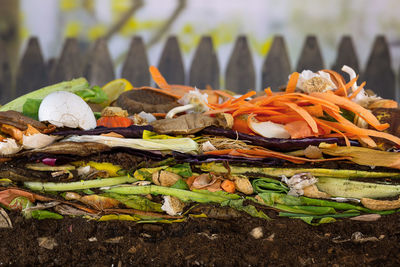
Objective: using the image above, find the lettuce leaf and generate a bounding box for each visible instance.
[221,199,270,220]
[75,85,108,104]
[22,98,42,120]
[103,192,163,212]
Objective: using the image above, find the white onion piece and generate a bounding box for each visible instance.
[249,119,291,139]
[0,138,22,155]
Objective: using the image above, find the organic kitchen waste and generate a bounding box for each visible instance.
[1,65,400,225]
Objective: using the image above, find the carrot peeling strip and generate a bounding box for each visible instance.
[303,104,324,117]
[264,87,273,96]
[151,113,167,118]
[285,72,299,93]
[282,102,318,133]
[310,92,389,131]
[314,118,350,147]
[231,91,256,104]
[149,66,172,90]
[321,119,400,146]
[348,81,366,100]
[322,69,345,92]
[336,75,358,96]
[204,108,237,115]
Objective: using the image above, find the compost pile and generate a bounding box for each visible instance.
[1,65,400,241]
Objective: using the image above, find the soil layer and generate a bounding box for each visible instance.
[1,211,400,266]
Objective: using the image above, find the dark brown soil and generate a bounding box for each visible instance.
[1,211,400,266]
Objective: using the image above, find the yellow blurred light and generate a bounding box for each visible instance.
[65,21,82,37]
[60,0,79,11]
[88,24,107,40]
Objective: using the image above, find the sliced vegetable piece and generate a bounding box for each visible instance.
[198,162,400,178]
[25,163,75,171]
[316,177,400,199]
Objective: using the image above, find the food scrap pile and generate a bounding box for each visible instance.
[1,65,400,225]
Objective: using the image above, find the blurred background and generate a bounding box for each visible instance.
[1,0,400,93]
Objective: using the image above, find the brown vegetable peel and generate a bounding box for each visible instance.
[361,197,400,211]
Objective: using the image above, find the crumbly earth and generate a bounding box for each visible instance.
[1,210,400,266]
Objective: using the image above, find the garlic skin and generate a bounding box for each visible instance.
[342,65,381,108]
[138,111,156,123]
[0,138,22,155]
[281,172,318,196]
[296,70,336,93]
[233,177,254,195]
[22,133,57,149]
[38,91,97,130]
[201,141,217,152]
[152,170,181,187]
[161,196,184,216]
[166,88,209,118]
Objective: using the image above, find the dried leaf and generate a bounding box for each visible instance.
[320,144,400,169]
[20,141,111,157]
[351,232,383,243]
[54,204,100,218]
[0,207,12,228]
[190,173,222,192]
[0,188,52,209]
[80,195,120,210]
[151,113,232,135]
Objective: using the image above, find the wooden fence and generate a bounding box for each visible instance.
[0,34,397,105]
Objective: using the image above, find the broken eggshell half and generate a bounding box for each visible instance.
[38,91,97,130]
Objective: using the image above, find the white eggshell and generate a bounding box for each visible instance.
[38,91,96,130]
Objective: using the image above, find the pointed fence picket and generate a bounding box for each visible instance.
[0,34,398,104]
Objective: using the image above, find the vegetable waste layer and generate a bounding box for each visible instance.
[1,65,400,228]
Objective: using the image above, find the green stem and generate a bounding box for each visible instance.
[24,176,136,192]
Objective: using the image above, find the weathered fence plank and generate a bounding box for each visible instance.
[83,38,115,86]
[332,36,360,80]
[0,40,12,104]
[121,36,150,87]
[49,38,82,84]
[296,35,324,72]
[158,36,185,85]
[189,36,219,89]
[261,35,291,90]
[1,34,399,102]
[46,58,57,79]
[15,37,47,97]
[363,35,395,99]
[226,36,255,93]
